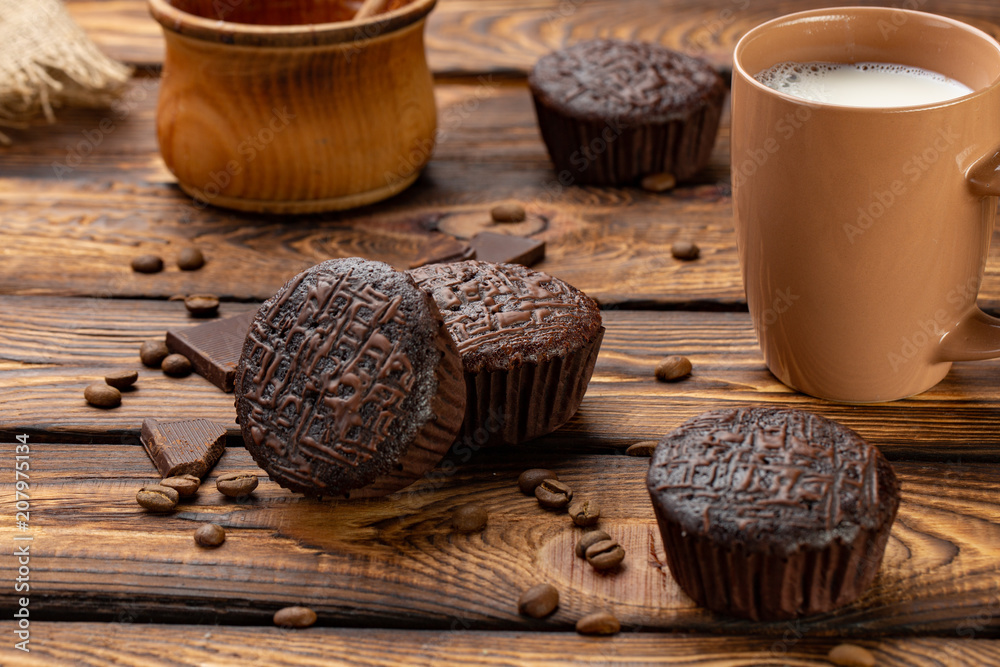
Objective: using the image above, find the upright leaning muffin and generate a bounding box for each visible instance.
[529,39,726,185]
[408,260,603,446]
[235,258,466,498]
[646,407,900,621]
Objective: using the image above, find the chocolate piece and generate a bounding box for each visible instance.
[646,407,900,621]
[408,260,603,446]
[529,39,726,185]
[234,258,466,498]
[409,234,476,269]
[470,232,545,266]
[140,417,227,478]
[166,311,256,392]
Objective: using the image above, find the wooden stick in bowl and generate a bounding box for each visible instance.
[355,0,390,19]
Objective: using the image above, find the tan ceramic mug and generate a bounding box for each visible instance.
[148,0,437,214]
[732,7,1000,402]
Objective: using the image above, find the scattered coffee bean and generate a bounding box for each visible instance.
[131,254,164,274]
[518,468,558,496]
[168,294,187,301]
[575,530,611,558]
[160,474,201,497]
[625,440,658,457]
[535,478,573,510]
[104,370,138,389]
[655,355,692,382]
[452,503,488,533]
[828,644,876,667]
[136,484,179,512]
[490,202,527,223]
[568,497,601,527]
[585,539,625,571]
[161,353,193,377]
[194,523,226,548]
[640,172,677,193]
[177,247,206,271]
[517,583,559,618]
[217,472,259,497]
[184,294,220,318]
[671,240,700,260]
[140,340,170,368]
[575,610,620,635]
[84,383,121,409]
[273,606,317,628]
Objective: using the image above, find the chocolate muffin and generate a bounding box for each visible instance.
[408,260,603,446]
[234,258,466,498]
[646,407,900,621]
[529,39,727,185]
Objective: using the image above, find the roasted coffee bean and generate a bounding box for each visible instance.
[194,523,226,548]
[518,468,558,495]
[517,583,559,618]
[104,370,138,389]
[655,355,692,382]
[131,254,164,273]
[671,240,700,260]
[568,497,601,527]
[217,472,259,497]
[625,440,658,457]
[535,479,573,510]
[575,529,611,558]
[828,644,876,667]
[585,539,625,570]
[273,606,317,628]
[575,610,620,635]
[136,484,179,512]
[491,202,527,223]
[160,474,201,497]
[177,247,206,271]
[161,353,193,377]
[139,340,170,368]
[451,504,488,533]
[640,172,676,193]
[184,294,220,318]
[84,383,121,409]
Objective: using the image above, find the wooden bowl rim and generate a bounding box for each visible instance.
[147,0,436,47]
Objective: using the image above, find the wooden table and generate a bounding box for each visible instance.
[3,1,1000,664]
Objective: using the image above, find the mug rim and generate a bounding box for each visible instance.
[733,6,1000,112]
[148,0,436,47]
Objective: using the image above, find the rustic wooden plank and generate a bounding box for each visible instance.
[66,0,1000,75]
[2,624,998,666]
[3,297,1000,459]
[1,442,998,635]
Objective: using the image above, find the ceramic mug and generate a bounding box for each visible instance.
[732,7,1000,402]
[148,0,437,213]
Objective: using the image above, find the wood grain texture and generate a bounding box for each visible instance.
[4,297,1000,459]
[1,443,998,634]
[66,0,1000,75]
[2,625,998,666]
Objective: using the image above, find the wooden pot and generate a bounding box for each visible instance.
[148,0,437,213]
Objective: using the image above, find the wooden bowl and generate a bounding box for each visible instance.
[148,0,437,213]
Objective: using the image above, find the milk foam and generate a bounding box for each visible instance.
[754,62,973,107]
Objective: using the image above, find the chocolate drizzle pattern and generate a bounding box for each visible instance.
[235,258,459,495]
[408,261,602,374]
[648,407,892,548]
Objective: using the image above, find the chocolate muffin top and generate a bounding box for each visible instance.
[647,407,900,553]
[529,39,726,123]
[408,260,602,375]
[234,258,463,496]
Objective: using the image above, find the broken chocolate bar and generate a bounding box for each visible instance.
[470,231,545,266]
[165,310,256,392]
[140,418,227,478]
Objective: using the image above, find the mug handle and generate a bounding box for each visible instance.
[937,148,1000,361]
